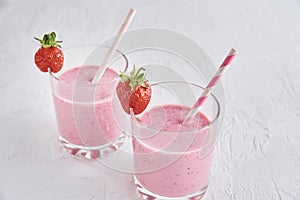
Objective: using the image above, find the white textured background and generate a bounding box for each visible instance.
[1,0,300,199]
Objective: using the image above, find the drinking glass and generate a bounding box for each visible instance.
[49,45,128,159]
[131,81,220,200]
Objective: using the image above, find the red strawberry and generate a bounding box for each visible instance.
[34,32,64,73]
[116,65,152,115]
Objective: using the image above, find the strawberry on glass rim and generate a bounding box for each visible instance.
[34,32,64,73]
[116,65,152,115]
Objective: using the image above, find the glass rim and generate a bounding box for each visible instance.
[49,44,128,87]
[131,81,221,135]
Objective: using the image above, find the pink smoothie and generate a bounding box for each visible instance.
[133,104,213,198]
[52,66,122,147]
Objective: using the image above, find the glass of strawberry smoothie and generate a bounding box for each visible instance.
[131,81,220,200]
[49,45,128,159]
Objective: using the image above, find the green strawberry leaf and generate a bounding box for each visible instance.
[34,32,62,49]
[119,64,148,90]
[138,81,146,88]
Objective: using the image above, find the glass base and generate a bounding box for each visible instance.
[134,176,207,200]
[59,135,125,159]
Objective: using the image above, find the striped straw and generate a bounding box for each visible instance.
[92,8,136,83]
[183,48,237,124]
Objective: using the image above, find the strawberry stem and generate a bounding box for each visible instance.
[119,65,148,90]
[34,32,62,48]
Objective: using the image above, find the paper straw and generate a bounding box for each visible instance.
[183,48,237,124]
[92,8,136,83]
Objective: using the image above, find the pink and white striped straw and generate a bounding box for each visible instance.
[92,8,136,83]
[183,48,237,124]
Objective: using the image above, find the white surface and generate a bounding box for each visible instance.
[1,0,300,199]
